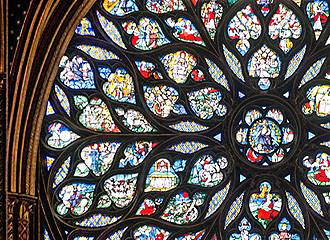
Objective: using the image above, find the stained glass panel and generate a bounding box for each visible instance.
[40,0,329,239]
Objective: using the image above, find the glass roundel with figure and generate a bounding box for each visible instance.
[40,0,330,239]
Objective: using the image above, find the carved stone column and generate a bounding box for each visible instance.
[19,200,36,239]
[7,197,18,240]
[0,72,5,240]
[7,194,37,240]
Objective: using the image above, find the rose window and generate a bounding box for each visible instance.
[40,0,330,239]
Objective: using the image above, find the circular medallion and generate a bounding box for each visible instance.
[248,119,282,154]
[230,97,300,167]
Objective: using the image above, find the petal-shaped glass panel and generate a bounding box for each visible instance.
[223,45,244,81]
[59,55,95,89]
[224,192,244,229]
[102,68,136,104]
[248,45,281,78]
[188,154,227,187]
[144,85,179,118]
[76,214,121,227]
[306,0,329,40]
[80,142,121,176]
[201,0,223,40]
[205,182,230,218]
[228,4,261,55]
[298,58,326,88]
[269,4,302,53]
[57,183,96,216]
[104,173,138,208]
[123,18,170,50]
[97,11,126,49]
[53,157,71,188]
[300,182,324,216]
[77,45,119,60]
[188,87,226,119]
[229,218,262,239]
[249,182,282,228]
[47,123,80,149]
[168,141,208,153]
[285,45,306,79]
[77,97,120,132]
[269,218,301,240]
[54,85,71,116]
[161,51,197,83]
[115,108,157,132]
[166,17,204,45]
[169,121,208,132]
[285,191,305,229]
[205,58,230,90]
[161,191,204,224]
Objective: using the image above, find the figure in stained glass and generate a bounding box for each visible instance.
[306,0,329,40]
[80,142,121,176]
[146,0,186,13]
[161,191,205,224]
[123,18,170,50]
[269,4,302,53]
[144,85,180,118]
[249,182,282,228]
[302,85,330,117]
[201,0,223,39]
[228,4,261,55]
[303,153,330,185]
[119,141,157,167]
[57,183,95,216]
[235,107,294,165]
[104,174,138,207]
[188,154,227,187]
[75,18,95,36]
[102,68,135,104]
[188,87,226,119]
[229,218,261,240]
[76,97,120,132]
[135,60,163,79]
[145,159,179,192]
[161,51,197,83]
[268,218,301,240]
[247,45,281,90]
[115,108,157,132]
[133,225,170,240]
[47,122,80,149]
[166,17,204,45]
[136,198,157,215]
[59,55,95,89]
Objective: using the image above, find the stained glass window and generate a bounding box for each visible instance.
[40,0,329,239]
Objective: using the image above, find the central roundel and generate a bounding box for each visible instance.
[248,118,282,154]
[231,97,299,167]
